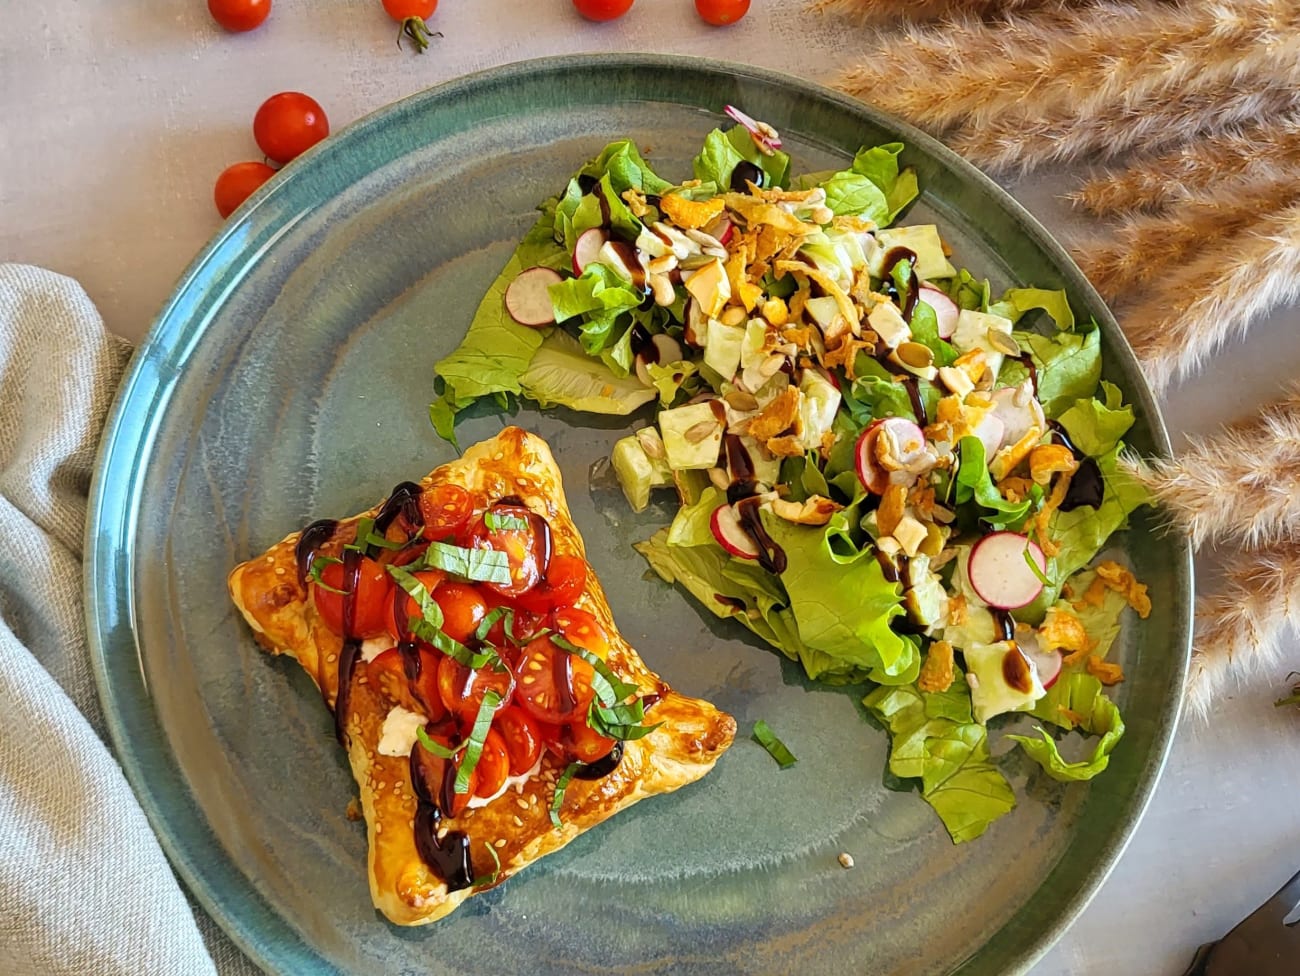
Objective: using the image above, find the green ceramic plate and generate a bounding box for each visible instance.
[86,55,1192,975]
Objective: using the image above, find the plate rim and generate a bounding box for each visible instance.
[84,51,1194,976]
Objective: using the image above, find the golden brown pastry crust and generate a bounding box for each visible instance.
[228,426,736,925]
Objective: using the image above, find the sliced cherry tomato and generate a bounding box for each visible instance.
[474,728,510,799]
[494,706,543,775]
[513,553,587,613]
[253,92,330,165]
[366,646,448,722]
[208,0,271,32]
[468,505,549,598]
[572,0,633,21]
[437,655,515,725]
[419,484,472,541]
[694,0,750,25]
[477,593,545,651]
[514,635,595,724]
[410,732,474,817]
[386,569,445,641]
[311,556,394,638]
[561,718,618,764]
[213,161,276,218]
[432,582,488,644]
[553,606,611,658]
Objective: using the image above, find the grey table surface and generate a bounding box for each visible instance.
[2,1,1297,973]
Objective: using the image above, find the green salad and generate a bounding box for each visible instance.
[432,109,1153,842]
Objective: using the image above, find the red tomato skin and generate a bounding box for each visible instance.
[473,728,510,799]
[553,606,611,657]
[695,0,750,25]
[411,734,475,817]
[467,506,549,598]
[213,161,276,218]
[419,484,472,541]
[572,0,634,20]
[562,719,619,764]
[513,636,595,725]
[436,655,515,726]
[512,553,587,613]
[382,0,437,19]
[311,556,393,638]
[253,92,330,165]
[209,0,271,32]
[432,582,489,644]
[494,706,543,775]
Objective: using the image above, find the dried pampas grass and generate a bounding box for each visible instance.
[1073,177,1300,302]
[1069,113,1300,216]
[1120,201,1300,393]
[810,0,1066,22]
[1123,389,1300,547]
[1186,541,1300,718]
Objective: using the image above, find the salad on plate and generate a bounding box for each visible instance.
[431,107,1153,842]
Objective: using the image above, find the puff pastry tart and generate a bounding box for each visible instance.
[227,426,736,925]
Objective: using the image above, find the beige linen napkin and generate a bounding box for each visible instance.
[0,264,259,975]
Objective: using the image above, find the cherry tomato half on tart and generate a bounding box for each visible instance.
[311,555,394,638]
[367,646,448,722]
[209,0,271,32]
[514,634,596,725]
[419,483,473,541]
[467,505,551,598]
[253,92,330,165]
[511,553,587,613]
[494,705,544,775]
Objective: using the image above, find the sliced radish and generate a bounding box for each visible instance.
[504,267,562,327]
[919,285,959,339]
[723,105,782,154]
[1016,629,1063,690]
[971,412,1006,460]
[634,334,684,386]
[572,228,608,275]
[703,216,734,246]
[968,531,1047,610]
[855,417,927,494]
[990,383,1046,446]
[711,503,759,559]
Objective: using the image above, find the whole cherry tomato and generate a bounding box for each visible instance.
[494,705,543,775]
[382,0,441,53]
[419,484,472,541]
[437,655,515,725]
[560,718,618,764]
[208,0,271,32]
[695,0,750,25]
[572,0,633,22]
[473,728,510,799]
[253,92,330,165]
[431,582,489,644]
[311,556,394,638]
[213,161,276,218]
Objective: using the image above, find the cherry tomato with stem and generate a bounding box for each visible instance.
[419,483,472,541]
[381,0,442,53]
[209,0,271,32]
[437,655,515,726]
[311,555,394,639]
[494,705,543,775]
[213,161,276,218]
[695,0,750,26]
[253,92,330,165]
[572,0,634,22]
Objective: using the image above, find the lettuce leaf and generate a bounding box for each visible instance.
[548,262,644,358]
[693,126,791,190]
[433,206,568,410]
[954,436,1033,528]
[1011,673,1125,781]
[579,139,672,196]
[851,143,918,222]
[761,506,914,682]
[1002,328,1102,418]
[1055,380,1134,457]
[988,287,1075,331]
[517,330,655,415]
[1048,445,1148,581]
[819,170,890,223]
[864,678,1016,843]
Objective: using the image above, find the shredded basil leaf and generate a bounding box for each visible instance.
[471,840,502,887]
[388,565,504,670]
[550,761,581,829]
[308,554,350,595]
[347,516,404,553]
[752,719,798,769]
[588,698,662,742]
[485,510,529,532]
[415,726,458,759]
[551,635,638,706]
[418,540,512,585]
[455,689,503,794]
[475,606,515,644]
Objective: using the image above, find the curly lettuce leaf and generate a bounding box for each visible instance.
[1055,380,1135,457]
[954,436,1034,528]
[864,677,1016,843]
[761,506,914,682]
[988,287,1075,331]
[433,206,568,411]
[517,330,655,415]
[1001,327,1102,418]
[851,143,918,222]
[1011,673,1125,781]
[693,126,791,190]
[579,139,672,196]
[548,262,644,359]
